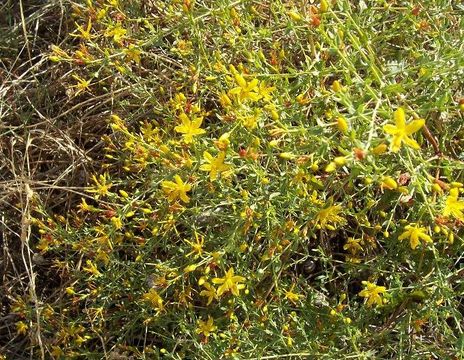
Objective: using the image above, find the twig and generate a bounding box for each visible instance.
[422,124,442,157]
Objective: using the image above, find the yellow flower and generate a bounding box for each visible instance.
[239,110,261,130]
[49,45,69,62]
[174,112,206,144]
[372,143,388,155]
[72,18,93,41]
[196,316,217,338]
[214,132,230,150]
[331,80,342,92]
[320,0,330,12]
[345,255,362,263]
[324,161,337,173]
[184,264,197,273]
[83,260,101,277]
[171,39,193,56]
[200,282,217,305]
[359,281,386,307]
[315,204,346,230]
[380,176,398,191]
[78,198,93,212]
[258,81,275,102]
[119,189,129,198]
[383,107,425,152]
[185,232,204,258]
[336,116,349,133]
[266,103,279,120]
[285,285,304,304]
[200,151,232,181]
[16,321,28,335]
[229,73,261,102]
[143,289,164,312]
[279,152,296,160]
[219,92,232,108]
[343,238,363,255]
[324,156,348,173]
[296,93,310,105]
[161,175,191,203]
[212,268,246,296]
[75,45,92,64]
[110,113,127,132]
[443,188,464,221]
[105,23,127,43]
[72,74,91,96]
[171,92,187,111]
[123,44,141,64]
[288,11,303,22]
[111,216,123,230]
[398,224,433,249]
[96,8,107,20]
[334,156,347,166]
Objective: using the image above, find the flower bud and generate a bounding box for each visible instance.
[337,116,349,133]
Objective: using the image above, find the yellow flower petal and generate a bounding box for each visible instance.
[203,151,213,162]
[405,119,425,134]
[394,107,406,128]
[403,136,421,149]
[383,124,399,135]
[234,73,247,88]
